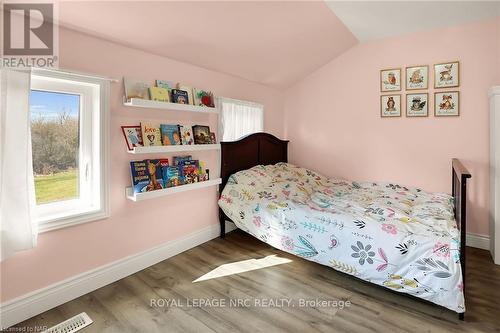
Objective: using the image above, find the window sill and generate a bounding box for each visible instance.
[38,209,109,233]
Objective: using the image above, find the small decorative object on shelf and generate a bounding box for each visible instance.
[141,123,162,146]
[121,125,143,151]
[192,125,211,144]
[160,124,181,145]
[124,78,150,101]
[193,88,215,107]
[171,89,189,104]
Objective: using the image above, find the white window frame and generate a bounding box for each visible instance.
[30,69,110,232]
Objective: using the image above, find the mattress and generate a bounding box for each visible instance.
[218,163,464,313]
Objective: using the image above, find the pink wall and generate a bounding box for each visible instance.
[0,27,284,302]
[284,18,500,236]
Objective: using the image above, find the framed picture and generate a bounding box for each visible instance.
[406,93,428,117]
[121,125,143,150]
[406,65,428,90]
[380,68,401,92]
[380,95,401,117]
[192,125,211,144]
[434,61,459,89]
[434,91,460,116]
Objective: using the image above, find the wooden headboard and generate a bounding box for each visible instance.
[220,132,289,191]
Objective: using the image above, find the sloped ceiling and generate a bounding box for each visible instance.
[56,1,499,89]
[326,1,500,42]
[57,1,358,89]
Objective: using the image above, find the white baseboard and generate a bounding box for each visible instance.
[0,223,233,329]
[466,232,490,250]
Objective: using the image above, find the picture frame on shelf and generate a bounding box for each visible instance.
[406,93,428,117]
[435,91,460,116]
[121,125,143,151]
[406,65,428,90]
[434,61,459,89]
[192,125,211,144]
[380,68,401,92]
[380,94,401,117]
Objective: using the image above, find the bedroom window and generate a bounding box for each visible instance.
[30,70,110,232]
[219,97,264,141]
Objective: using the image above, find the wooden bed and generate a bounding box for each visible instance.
[218,132,470,319]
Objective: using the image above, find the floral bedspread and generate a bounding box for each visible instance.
[218,163,464,313]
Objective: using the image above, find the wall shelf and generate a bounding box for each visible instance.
[128,144,220,154]
[126,178,222,201]
[124,98,219,114]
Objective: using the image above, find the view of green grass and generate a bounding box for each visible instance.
[34,169,78,204]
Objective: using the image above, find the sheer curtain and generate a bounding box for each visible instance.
[219,97,264,141]
[0,68,38,261]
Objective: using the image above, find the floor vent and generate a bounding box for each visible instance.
[43,312,93,333]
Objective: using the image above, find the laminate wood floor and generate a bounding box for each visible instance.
[8,230,500,333]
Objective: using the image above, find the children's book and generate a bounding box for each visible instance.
[149,87,169,102]
[164,166,180,188]
[130,160,150,193]
[121,125,143,150]
[171,89,189,104]
[173,155,192,166]
[141,123,162,146]
[155,80,174,91]
[159,158,169,188]
[176,84,195,105]
[179,125,194,145]
[144,159,164,191]
[124,78,150,101]
[179,160,199,184]
[160,124,181,145]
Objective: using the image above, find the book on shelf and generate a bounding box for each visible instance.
[149,87,170,102]
[171,89,189,104]
[155,80,174,91]
[124,78,150,101]
[160,124,181,145]
[176,84,195,105]
[141,123,162,146]
[129,156,210,193]
[145,159,164,191]
[179,125,194,145]
[164,166,180,188]
[130,160,149,193]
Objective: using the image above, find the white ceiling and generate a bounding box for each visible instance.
[326,1,500,42]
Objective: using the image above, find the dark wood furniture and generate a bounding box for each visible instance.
[219,132,289,236]
[218,132,470,319]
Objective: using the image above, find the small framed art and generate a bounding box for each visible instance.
[434,61,459,89]
[406,65,428,90]
[434,91,459,116]
[380,68,401,92]
[121,125,143,150]
[406,93,428,117]
[380,95,401,117]
[192,125,212,144]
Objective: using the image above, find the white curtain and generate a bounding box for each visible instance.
[219,97,264,141]
[0,68,38,261]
